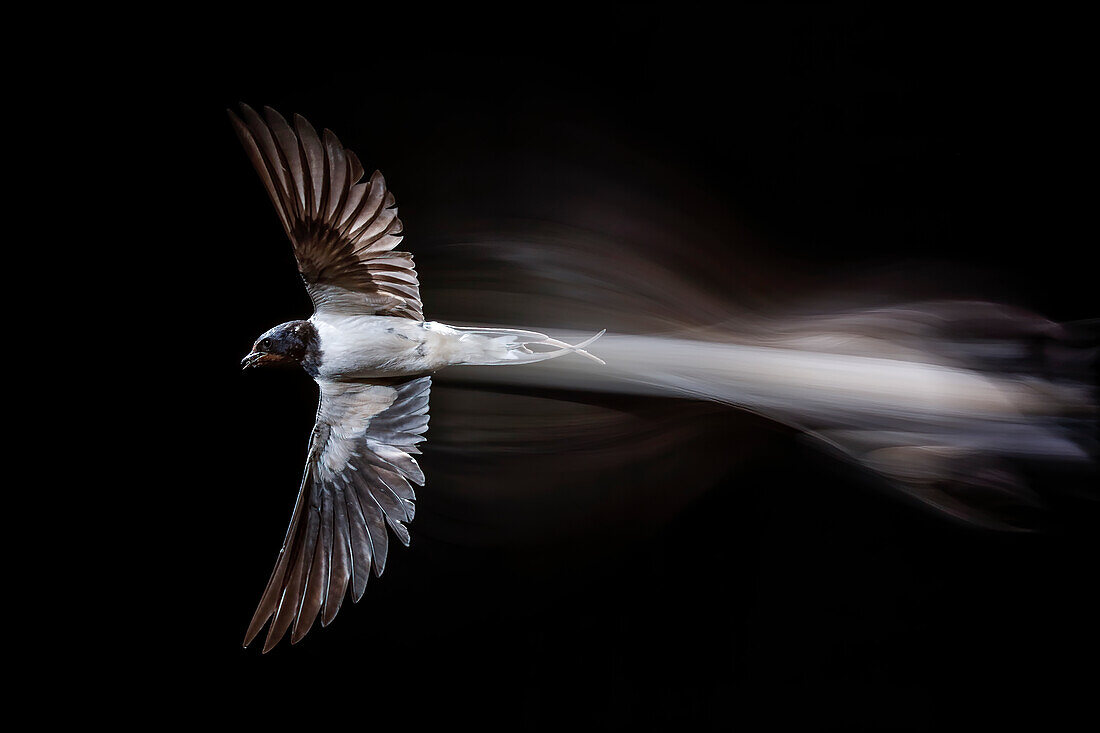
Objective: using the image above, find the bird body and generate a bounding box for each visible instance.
[230,103,602,651]
[252,314,603,381]
[311,315,448,379]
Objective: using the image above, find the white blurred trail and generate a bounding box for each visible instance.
[442,322,1095,527]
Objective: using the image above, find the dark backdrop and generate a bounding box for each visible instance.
[133,7,1095,729]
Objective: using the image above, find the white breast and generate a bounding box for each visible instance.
[310,314,455,380]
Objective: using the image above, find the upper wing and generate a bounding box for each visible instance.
[243,377,431,652]
[229,104,423,319]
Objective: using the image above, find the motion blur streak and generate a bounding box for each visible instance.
[439,315,1094,530]
[423,237,1096,532]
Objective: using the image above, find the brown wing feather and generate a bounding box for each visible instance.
[229,104,423,319]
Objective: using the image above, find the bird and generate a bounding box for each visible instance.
[230,104,604,652]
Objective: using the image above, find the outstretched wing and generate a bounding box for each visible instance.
[229,104,423,319]
[244,377,431,652]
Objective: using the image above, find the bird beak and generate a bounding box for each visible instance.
[241,351,267,370]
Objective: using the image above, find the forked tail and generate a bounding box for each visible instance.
[455,326,606,366]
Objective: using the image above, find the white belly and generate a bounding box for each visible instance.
[310,315,461,379]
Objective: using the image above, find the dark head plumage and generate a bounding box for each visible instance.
[241,320,321,376]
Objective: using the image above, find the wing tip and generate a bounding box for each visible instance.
[261,636,280,654]
[242,610,273,651]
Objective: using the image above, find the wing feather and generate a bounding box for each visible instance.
[344,476,374,603]
[264,500,316,651]
[294,113,326,214]
[376,464,416,503]
[230,106,294,235]
[323,480,351,627]
[360,466,410,524]
[351,469,391,578]
[291,486,330,645]
[264,107,308,217]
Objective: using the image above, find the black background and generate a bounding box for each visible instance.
[125,7,1096,729]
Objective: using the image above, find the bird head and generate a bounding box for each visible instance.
[241,320,314,370]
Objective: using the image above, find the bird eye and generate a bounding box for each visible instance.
[261,338,272,349]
